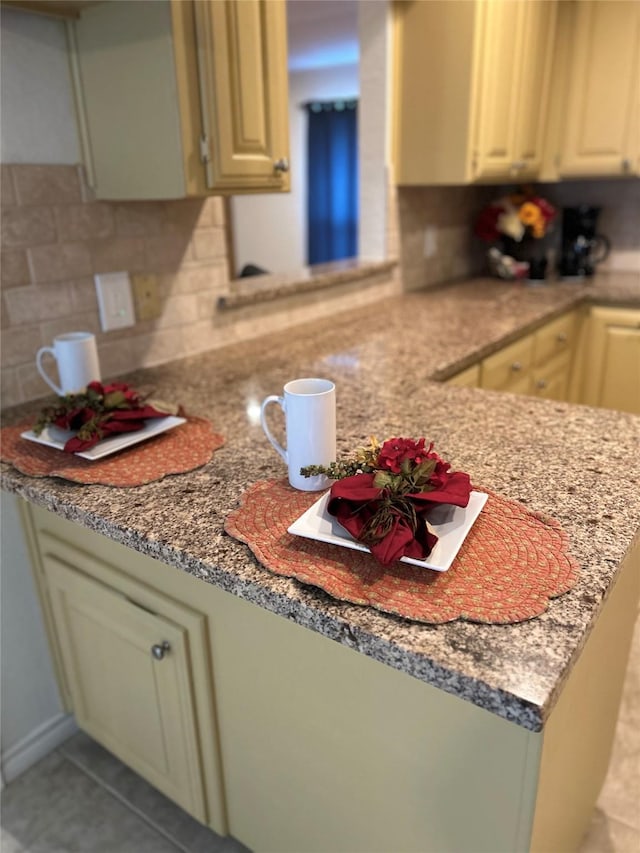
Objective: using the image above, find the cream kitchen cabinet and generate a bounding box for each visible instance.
[580,307,640,414]
[555,1,640,179]
[22,504,228,834]
[71,0,290,199]
[448,362,481,388]
[393,0,557,185]
[479,310,579,399]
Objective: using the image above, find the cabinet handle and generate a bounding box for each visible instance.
[151,641,171,660]
[511,361,522,372]
[536,379,547,389]
[556,333,567,343]
[622,158,631,173]
[273,158,290,173]
[510,161,525,174]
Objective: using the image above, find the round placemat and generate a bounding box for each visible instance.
[225,479,580,625]
[1,417,224,487]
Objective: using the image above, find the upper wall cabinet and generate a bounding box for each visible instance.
[71,0,290,199]
[393,0,557,185]
[554,1,640,179]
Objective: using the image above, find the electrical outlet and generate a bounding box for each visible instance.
[132,274,161,321]
[94,272,135,331]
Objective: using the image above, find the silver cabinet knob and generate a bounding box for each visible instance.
[622,158,631,173]
[556,332,567,343]
[511,361,522,372]
[273,158,289,173]
[151,641,171,660]
[536,379,547,389]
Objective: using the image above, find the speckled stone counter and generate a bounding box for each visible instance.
[2,271,639,732]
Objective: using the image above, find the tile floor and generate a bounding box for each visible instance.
[2,616,638,853]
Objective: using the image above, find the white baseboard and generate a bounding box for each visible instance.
[1,713,78,783]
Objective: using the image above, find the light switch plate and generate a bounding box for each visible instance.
[95,272,135,331]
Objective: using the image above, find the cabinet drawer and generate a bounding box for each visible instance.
[534,313,576,365]
[448,363,481,387]
[480,334,535,391]
[532,351,571,400]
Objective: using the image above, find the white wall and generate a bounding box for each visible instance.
[0,6,80,164]
[0,8,78,781]
[231,61,359,276]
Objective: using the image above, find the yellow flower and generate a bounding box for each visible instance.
[518,202,541,226]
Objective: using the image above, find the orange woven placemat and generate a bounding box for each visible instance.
[0,417,224,487]
[225,479,580,625]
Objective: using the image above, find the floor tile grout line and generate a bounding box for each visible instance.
[57,747,193,853]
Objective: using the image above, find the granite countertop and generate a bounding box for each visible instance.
[2,271,640,732]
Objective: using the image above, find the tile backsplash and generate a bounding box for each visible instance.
[0,163,398,409]
[1,163,232,408]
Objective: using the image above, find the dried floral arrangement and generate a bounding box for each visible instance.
[302,436,472,566]
[33,381,176,453]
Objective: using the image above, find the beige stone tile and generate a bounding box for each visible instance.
[1,367,20,409]
[0,250,30,287]
[12,165,82,206]
[114,202,165,237]
[28,242,93,283]
[190,227,227,261]
[1,165,16,206]
[143,234,192,271]
[579,807,640,853]
[0,324,43,367]
[54,203,115,241]
[162,263,229,296]
[163,198,204,233]
[89,237,147,275]
[598,719,640,830]
[201,195,226,226]
[136,326,186,367]
[4,283,73,326]
[68,277,100,313]
[15,362,53,404]
[154,293,199,329]
[197,291,215,320]
[40,312,101,344]
[1,206,56,248]
[97,337,149,379]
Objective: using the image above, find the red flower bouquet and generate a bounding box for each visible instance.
[301,437,472,566]
[33,381,175,453]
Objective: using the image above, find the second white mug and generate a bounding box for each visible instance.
[36,332,101,396]
[260,378,336,491]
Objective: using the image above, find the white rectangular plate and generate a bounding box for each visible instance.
[288,489,488,572]
[20,416,187,461]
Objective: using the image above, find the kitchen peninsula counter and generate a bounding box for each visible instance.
[2,271,639,735]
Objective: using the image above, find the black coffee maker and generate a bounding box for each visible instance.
[559,206,610,278]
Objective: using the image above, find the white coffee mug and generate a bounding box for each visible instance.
[36,332,101,396]
[260,378,336,491]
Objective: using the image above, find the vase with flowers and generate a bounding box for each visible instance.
[474,187,557,282]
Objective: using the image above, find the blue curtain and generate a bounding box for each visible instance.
[306,100,358,266]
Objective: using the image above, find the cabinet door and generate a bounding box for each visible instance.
[558,1,640,178]
[472,1,556,181]
[512,0,557,178]
[45,555,208,823]
[195,0,291,193]
[582,307,640,413]
[471,0,524,180]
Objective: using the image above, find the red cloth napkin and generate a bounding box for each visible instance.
[327,470,472,566]
[44,381,171,453]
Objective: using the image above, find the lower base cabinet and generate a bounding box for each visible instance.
[21,501,639,853]
[580,306,640,413]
